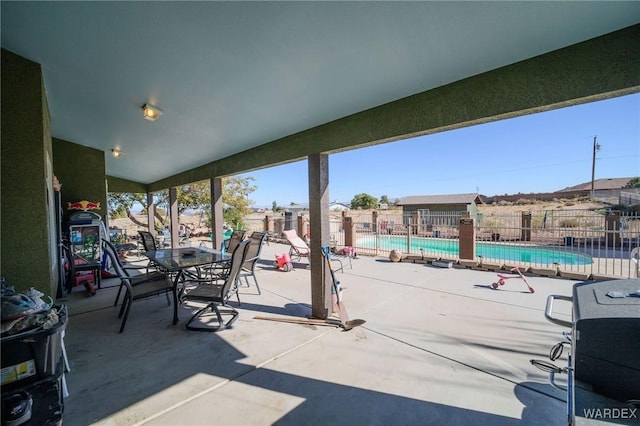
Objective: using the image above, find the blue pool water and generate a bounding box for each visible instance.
[357,235,593,266]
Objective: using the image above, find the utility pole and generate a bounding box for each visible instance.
[591,136,601,200]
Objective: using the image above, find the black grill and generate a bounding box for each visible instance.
[540,278,640,425]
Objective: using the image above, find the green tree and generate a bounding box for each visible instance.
[108,176,256,230]
[379,195,390,206]
[350,193,378,210]
[624,177,640,188]
[107,193,137,219]
[177,181,211,215]
[222,176,256,229]
[108,192,154,227]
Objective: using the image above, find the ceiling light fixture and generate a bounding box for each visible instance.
[142,103,163,121]
[111,148,123,158]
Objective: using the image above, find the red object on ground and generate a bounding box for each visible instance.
[275,253,293,272]
[65,259,97,295]
[101,270,116,279]
[492,267,535,293]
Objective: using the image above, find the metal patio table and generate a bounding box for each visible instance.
[142,248,230,324]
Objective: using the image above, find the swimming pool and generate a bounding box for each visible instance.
[356,235,593,266]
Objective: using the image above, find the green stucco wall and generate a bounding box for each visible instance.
[106,175,148,194]
[1,49,108,297]
[1,49,56,295]
[52,138,108,223]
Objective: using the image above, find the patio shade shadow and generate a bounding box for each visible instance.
[232,369,554,426]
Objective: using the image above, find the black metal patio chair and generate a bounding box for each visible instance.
[181,239,250,332]
[238,231,267,295]
[102,239,174,333]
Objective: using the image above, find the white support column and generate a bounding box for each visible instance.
[169,187,179,248]
[146,192,155,234]
[211,177,224,250]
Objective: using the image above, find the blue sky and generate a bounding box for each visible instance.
[241,93,639,207]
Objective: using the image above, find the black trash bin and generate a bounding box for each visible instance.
[1,305,67,426]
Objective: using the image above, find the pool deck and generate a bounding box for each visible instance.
[59,241,583,425]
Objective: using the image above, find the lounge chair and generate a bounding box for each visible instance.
[282,229,349,272]
[282,229,310,264]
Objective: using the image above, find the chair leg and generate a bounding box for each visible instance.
[118,295,132,333]
[113,283,124,307]
[234,283,242,304]
[118,295,128,318]
[186,303,238,332]
[332,258,344,273]
[252,275,261,295]
[237,273,249,289]
[289,247,299,263]
[251,265,261,295]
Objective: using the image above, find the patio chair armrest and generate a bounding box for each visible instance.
[129,271,169,286]
[122,264,149,270]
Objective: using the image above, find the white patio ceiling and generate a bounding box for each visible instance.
[2,2,638,184]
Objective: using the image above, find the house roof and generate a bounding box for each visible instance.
[559,177,635,192]
[285,203,309,211]
[397,193,483,206]
[329,202,351,210]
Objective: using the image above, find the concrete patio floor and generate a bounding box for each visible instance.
[59,242,577,425]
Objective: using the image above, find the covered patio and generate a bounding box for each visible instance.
[2,3,639,424]
[61,241,573,425]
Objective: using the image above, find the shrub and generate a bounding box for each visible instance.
[560,218,580,228]
[515,198,535,205]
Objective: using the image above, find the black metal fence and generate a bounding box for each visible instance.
[244,209,640,278]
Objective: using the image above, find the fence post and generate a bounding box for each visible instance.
[372,211,378,233]
[605,212,621,247]
[264,215,273,233]
[297,214,307,238]
[459,217,475,260]
[412,211,419,235]
[344,216,355,247]
[521,212,532,242]
[274,217,284,237]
